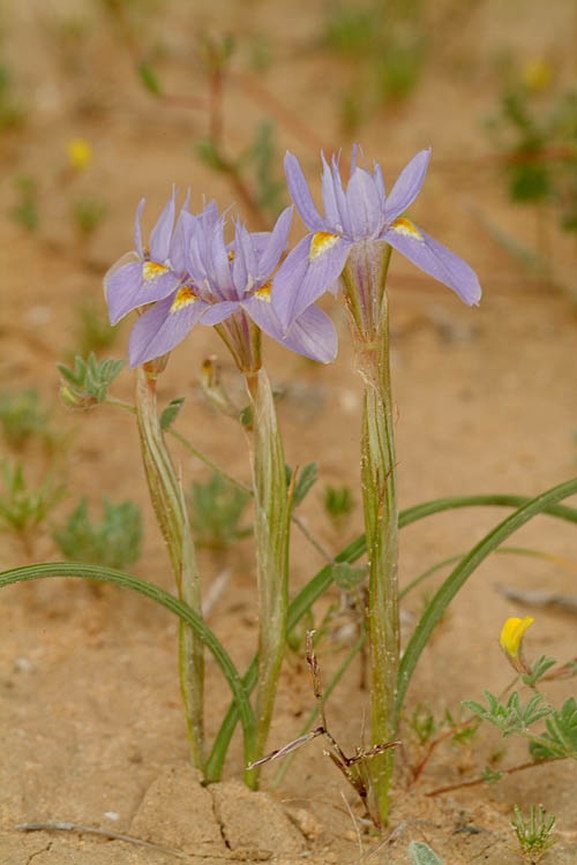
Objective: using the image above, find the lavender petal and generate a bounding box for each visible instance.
[128,293,207,367]
[384,149,431,224]
[284,151,324,231]
[149,188,177,262]
[383,221,482,306]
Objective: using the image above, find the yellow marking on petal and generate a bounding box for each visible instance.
[170,286,198,313]
[228,250,235,262]
[142,260,170,282]
[309,231,340,260]
[254,281,272,302]
[389,217,423,241]
[499,616,534,659]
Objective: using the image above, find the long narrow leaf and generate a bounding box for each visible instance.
[207,490,577,779]
[395,477,577,725]
[0,562,256,765]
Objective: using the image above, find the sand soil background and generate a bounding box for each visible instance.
[0,0,576,861]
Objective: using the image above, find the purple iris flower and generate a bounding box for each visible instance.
[272,148,482,330]
[104,188,191,326]
[127,204,337,368]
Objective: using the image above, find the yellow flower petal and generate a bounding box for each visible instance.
[499,616,534,658]
[67,138,93,171]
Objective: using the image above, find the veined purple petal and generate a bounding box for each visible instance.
[383,220,481,306]
[321,153,342,229]
[201,300,240,326]
[272,233,352,329]
[244,294,337,363]
[106,259,182,325]
[384,148,431,223]
[232,224,250,299]
[133,199,145,257]
[346,168,384,239]
[258,206,292,278]
[284,151,324,231]
[209,222,235,298]
[149,188,177,262]
[170,198,194,274]
[128,289,208,367]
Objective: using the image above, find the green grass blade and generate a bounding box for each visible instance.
[395,477,577,725]
[207,488,577,779]
[0,562,256,766]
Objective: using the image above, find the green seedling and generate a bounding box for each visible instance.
[409,841,444,865]
[58,353,124,409]
[510,804,556,863]
[72,194,107,236]
[188,473,251,550]
[324,484,355,526]
[0,62,26,131]
[9,175,38,232]
[0,459,67,557]
[0,389,59,451]
[53,498,143,569]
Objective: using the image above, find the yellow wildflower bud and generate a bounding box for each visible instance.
[67,138,93,171]
[500,616,534,674]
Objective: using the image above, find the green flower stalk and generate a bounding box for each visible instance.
[246,364,291,780]
[342,242,398,825]
[135,360,205,770]
[273,146,481,825]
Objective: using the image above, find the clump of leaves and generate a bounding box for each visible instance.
[53,497,143,569]
[9,175,38,232]
[324,484,355,526]
[0,62,26,131]
[323,0,426,130]
[72,194,107,235]
[0,459,67,556]
[486,68,577,233]
[188,473,251,550]
[0,389,59,451]
[510,804,556,864]
[58,353,124,409]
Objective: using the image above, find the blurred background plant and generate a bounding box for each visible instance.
[187,472,252,550]
[53,497,143,569]
[0,389,62,453]
[0,459,67,559]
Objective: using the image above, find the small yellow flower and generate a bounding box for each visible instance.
[67,138,93,171]
[500,616,534,671]
[521,59,552,93]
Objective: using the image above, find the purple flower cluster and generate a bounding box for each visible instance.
[104,195,337,368]
[272,148,481,330]
[104,148,481,368]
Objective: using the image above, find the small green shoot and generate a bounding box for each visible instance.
[0,459,67,556]
[510,804,556,863]
[0,389,58,451]
[188,473,251,550]
[58,353,124,409]
[9,175,38,232]
[53,498,143,569]
[0,62,26,131]
[287,461,319,508]
[160,396,185,431]
[324,484,355,525]
[72,194,107,236]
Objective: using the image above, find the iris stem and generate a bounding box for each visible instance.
[134,365,205,770]
[342,241,397,828]
[244,367,291,786]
